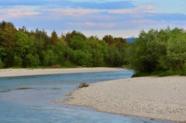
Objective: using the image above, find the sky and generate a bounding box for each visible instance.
[0,0,186,38]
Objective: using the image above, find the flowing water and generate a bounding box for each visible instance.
[0,70,173,123]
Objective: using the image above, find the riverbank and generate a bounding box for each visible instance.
[0,67,122,77]
[66,77,186,122]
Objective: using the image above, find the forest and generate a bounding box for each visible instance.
[0,21,128,68]
[1,21,186,76]
[127,28,186,76]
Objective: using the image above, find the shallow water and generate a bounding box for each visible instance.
[0,70,172,123]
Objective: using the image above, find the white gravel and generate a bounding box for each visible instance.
[67,77,186,122]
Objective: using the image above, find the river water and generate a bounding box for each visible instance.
[0,70,172,123]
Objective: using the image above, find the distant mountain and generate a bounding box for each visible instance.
[126,37,136,44]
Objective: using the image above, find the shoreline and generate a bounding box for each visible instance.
[66,77,186,122]
[0,67,123,78]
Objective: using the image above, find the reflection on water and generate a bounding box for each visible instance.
[0,70,172,123]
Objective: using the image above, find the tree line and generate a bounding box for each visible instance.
[0,21,128,68]
[127,28,186,76]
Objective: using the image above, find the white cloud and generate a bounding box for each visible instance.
[0,6,41,19]
[108,5,155,14]
[46,4,156,17]
[48,8,100,16]
[0,3,156,19]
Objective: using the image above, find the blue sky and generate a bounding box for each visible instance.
[0,0,186,37]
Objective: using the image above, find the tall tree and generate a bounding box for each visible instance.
[51,31,58,45]
[103,35,114,45]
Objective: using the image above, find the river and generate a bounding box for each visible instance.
[0,70,172,123]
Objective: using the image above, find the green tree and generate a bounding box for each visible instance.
[13,55,22,67]
[25,54,40,67]
[71,50,92,66]
[103,35,115,45]
[51,31,58,45]
[166,29,186,70]
[127,30,167,73]
[42,49,58,66]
